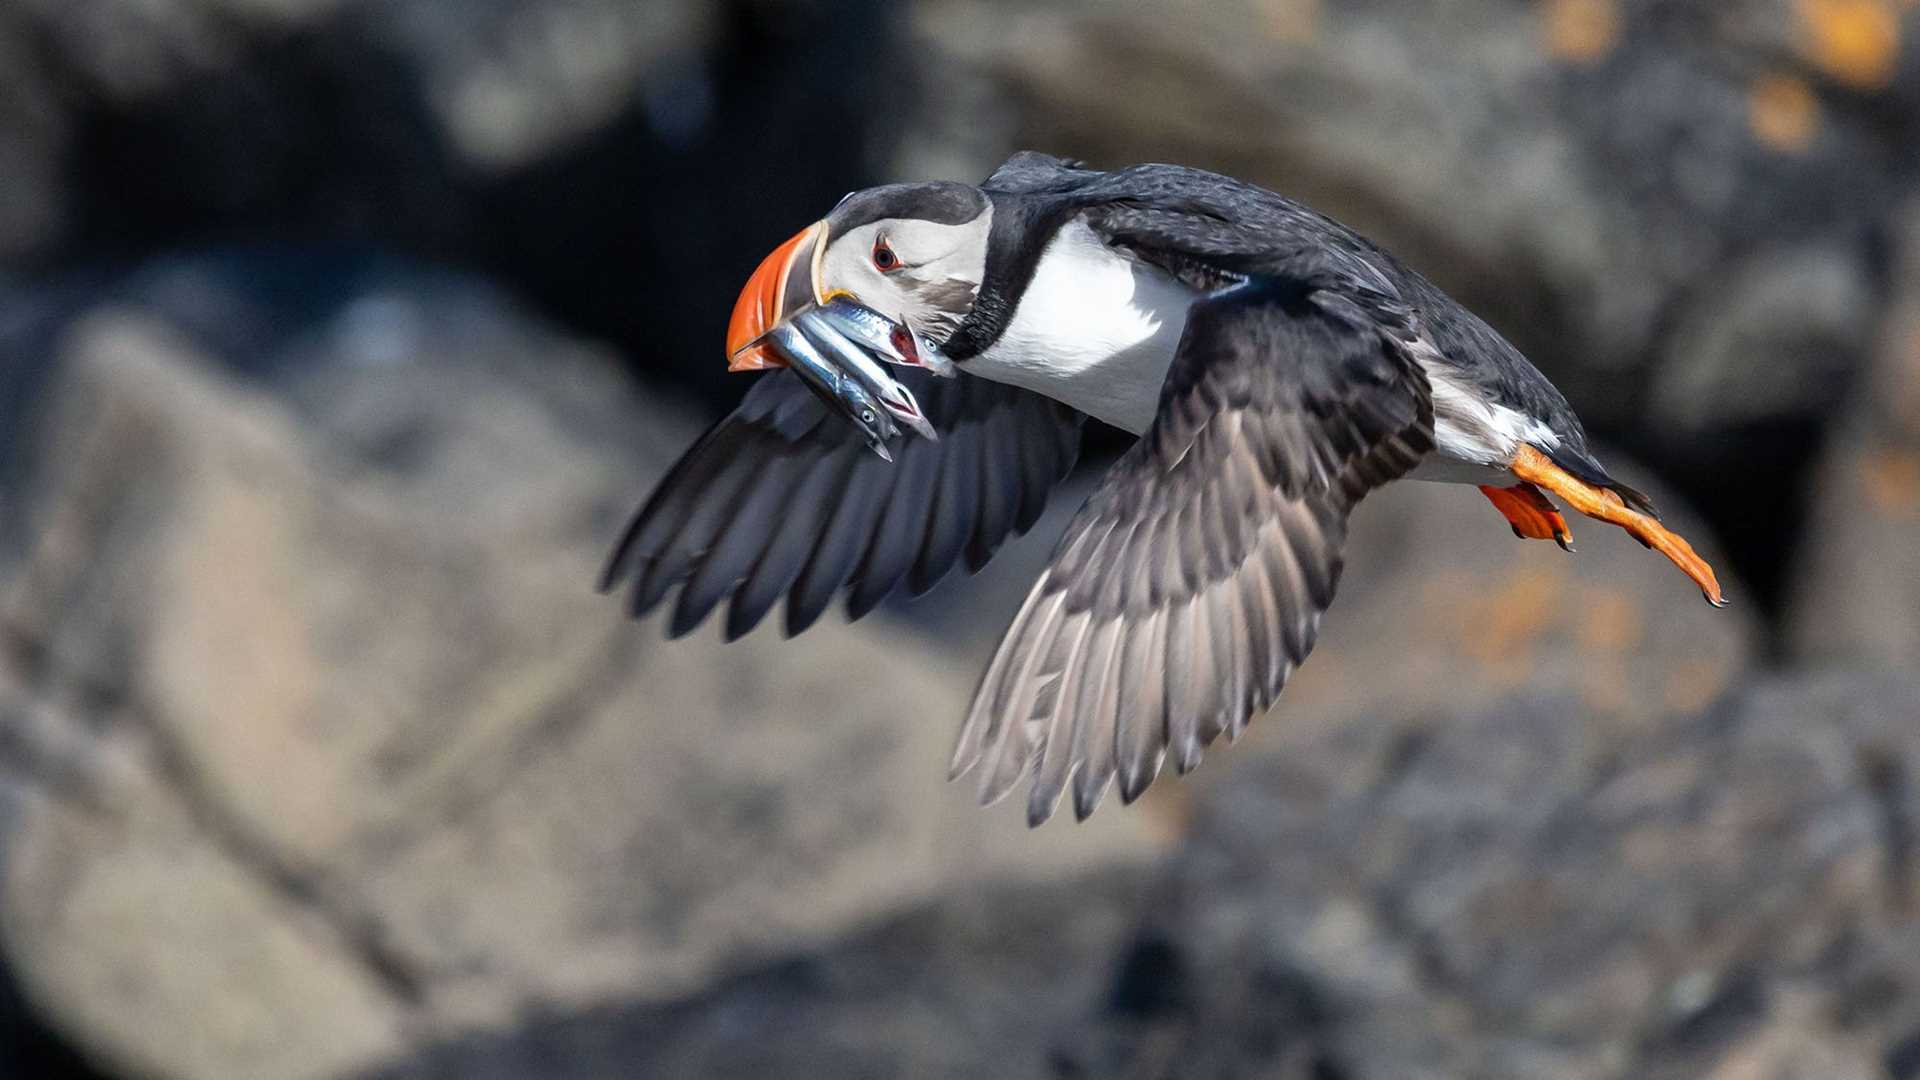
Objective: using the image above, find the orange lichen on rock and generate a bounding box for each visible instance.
[1859,449,1920,514]
[1577,588,1644,653]
[1795,0,1901,90]
[1544,0,1622,65]
[1898,325,1920,432]
[1573,589,1641,717]
[1662,657,1732,715]
[1261,0,1322,44]
[1749,73,1821,153]
[1578,656,1632,717]
[1461,567,1563,681]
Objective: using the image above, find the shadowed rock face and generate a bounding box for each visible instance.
[362,868,1154,1080]
[0,0,902,414]
[1790,197,1920,669]
[1069,672,1920,1080]
[356,674,1920,1080]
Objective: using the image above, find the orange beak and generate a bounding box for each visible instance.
[726,221,826,372]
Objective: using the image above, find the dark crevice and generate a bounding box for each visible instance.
[1645,971,1769,1059]
[0,955,109,1080]
[1889,1028,1920,1080]
[1369,889,1469,1006]
[46,1,905,420]
[1376,724,1433,789]
[1859,745,1915,913]
[1105,932,1188,1021]
[135,694,430,1008]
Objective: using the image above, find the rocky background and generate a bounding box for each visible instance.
[1,1,1918,1078]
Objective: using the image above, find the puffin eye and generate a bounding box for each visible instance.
[872,240,900,272]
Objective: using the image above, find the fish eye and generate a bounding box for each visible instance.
[872,239,900,272]
[860,408,876,422]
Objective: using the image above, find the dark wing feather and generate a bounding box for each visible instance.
[603,368,1083,639]
[980,151,1100,195]
[951,279,1434,825]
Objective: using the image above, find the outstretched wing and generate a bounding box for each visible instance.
[602,368,1083,640]
[950,279,1435,825]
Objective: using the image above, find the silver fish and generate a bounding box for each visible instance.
[765,320,901,459]
[790,306,938,442]
[813,298,957,379]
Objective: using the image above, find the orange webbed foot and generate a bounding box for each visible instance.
[1479,482,1576,552]
[1507,445,1728,607]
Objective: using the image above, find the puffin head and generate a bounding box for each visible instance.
[726,181,992,372]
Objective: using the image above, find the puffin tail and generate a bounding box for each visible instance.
[1544,445,1660,520]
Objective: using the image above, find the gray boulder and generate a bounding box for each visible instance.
[1790,198,1920,669]
[0,257,1152,1080]
[367,867,1154,1080]
[364,671,1920,1079]
[1064,672,1920,1079]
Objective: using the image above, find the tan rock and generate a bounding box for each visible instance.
[0,295,1154,1079]
[1,773,409,1080]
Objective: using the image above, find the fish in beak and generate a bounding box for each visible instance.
[788,306,938,443]
[724,222,948,456]
[807,298,957,380]
[762,319,904,459]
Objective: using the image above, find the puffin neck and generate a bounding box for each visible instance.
[942,193,1087,361]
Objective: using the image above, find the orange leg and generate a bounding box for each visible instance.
[1479,482,1575,551]
[1508,445,1727,607]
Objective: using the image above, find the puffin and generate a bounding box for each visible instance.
[602,151,1726,826]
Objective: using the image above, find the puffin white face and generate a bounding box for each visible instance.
[815,213,991,342]
[726,181,991,373]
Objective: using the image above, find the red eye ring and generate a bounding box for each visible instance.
[872,240,900,272]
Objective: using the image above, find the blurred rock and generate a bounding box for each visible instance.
[906,0,1915,600]
[1064,671,1920,1079]
[910,0,1905,419]
[363,672,1920,1079]
[367,867,1152,1080]
[0,0,901,410]
[1789,197,1920,668]
[1270,460,1758,749]
[0,258,1154,1080]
